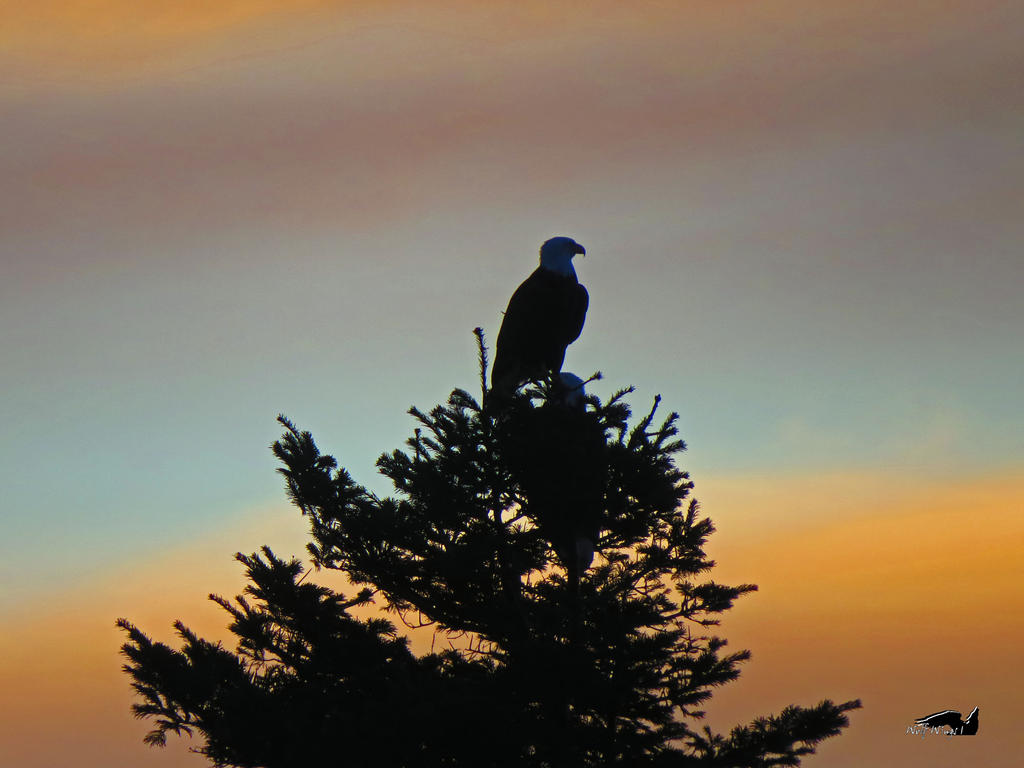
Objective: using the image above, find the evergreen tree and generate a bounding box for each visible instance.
[119,330,859,766]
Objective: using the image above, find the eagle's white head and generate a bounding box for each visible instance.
[557,372,586,410]
[539,236,586,278]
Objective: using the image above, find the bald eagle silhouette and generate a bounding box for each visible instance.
[914,706,979,735]
[490,237,588,400]
[499,373,606,590]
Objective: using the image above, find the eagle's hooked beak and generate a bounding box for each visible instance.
[574,243,586,257]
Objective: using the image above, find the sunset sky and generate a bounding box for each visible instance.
[1,1,1022,766]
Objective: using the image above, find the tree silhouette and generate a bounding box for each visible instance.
[119,331,859,766]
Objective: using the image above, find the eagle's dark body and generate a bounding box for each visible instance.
[491,238,589,398]
[499,375,606,587]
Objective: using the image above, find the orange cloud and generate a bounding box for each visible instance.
[0,504,308,767]
[2,469,1021,766]
[698,467,1024,766]
[1,0,346,70]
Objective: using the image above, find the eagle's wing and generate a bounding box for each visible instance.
[492,269,549,391]
[561,284,593,348]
